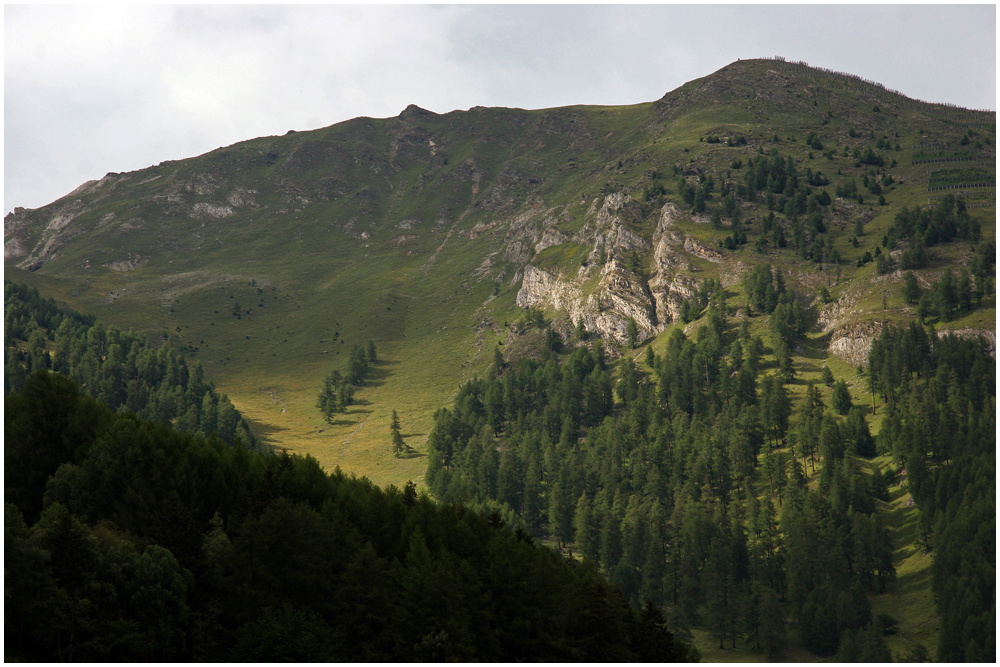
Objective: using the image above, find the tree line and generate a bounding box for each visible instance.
[4,281,258,450]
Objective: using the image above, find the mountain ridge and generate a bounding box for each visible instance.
[4,58,995,483]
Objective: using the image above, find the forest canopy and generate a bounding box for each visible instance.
[5,370,697,662]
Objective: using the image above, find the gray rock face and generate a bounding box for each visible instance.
[514,195,710,347]
[829,321,885,366]
[649,203,699,328]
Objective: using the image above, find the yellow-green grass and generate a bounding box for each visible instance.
[689,626,824,663]
[869,456,940,658]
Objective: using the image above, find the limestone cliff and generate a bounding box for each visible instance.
[514,195,725,346]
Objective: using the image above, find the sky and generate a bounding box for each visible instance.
[4,3,996,214]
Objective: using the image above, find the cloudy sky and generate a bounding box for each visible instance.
[5,4,996,214]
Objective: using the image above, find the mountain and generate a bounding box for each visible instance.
[4,57,996,661]
[5,58,993,486]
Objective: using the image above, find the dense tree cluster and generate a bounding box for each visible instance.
[868,325,995,662]
[740,267,810,381]
[742,264,786,315]
[912,267,985,321]
[6,371,697,662]
[734,149,841,263]
[4,281,257,449]
[427,295,897,658]
[676,172,715,214]
[885,195,983,271]
[317,341,376,423]
[898,238,993,324]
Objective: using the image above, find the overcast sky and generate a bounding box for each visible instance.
[4,3,996,214]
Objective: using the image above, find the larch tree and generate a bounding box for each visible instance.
[391,409,406,457]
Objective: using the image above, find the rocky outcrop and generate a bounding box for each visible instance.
[4,207,31,261]
[191,202,234,219]
[534,224,568,254]
[104,254,149,272]
[649,203,695,327]
[515,259,658,346]
[513,194,672,346]
[5,199,89,269]
[516,264,588,315]
[683,236,725,263]
[829,321,885,366]
[513,195,737,347]
[593,259,658,343]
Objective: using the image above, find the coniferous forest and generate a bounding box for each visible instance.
[6,275,996,661]
[426,287,995,661]
[5,282,258,449]
[5,281,696,662]
[5,369,697,662]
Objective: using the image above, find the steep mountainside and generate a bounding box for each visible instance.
[5,58,995,482]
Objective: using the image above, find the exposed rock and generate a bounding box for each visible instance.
[4,235,26,260]
[516,264,587,316]
[227,187,258,208]
[648,203,692,326]
[515,259,657,347]
[830,320,885,366]
[655,274,699,326]
[593,259,658,343]
[185,173,221,196]
[7,200,88,269]
[105,255,149,272]
[604,223,649,254]
[684,236,725,262]
[513,195,728,346]
[534,223,568,254]
[191,202,234,219]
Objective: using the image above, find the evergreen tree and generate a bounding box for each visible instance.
[391,409,406,457]
[902,271,921,304]
[831,379,852,415]
[844,407,875,458]
[626,318,639,348]
[573,494,599,562]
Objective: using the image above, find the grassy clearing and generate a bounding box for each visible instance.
[690,626,822,663]
[532,242,591,276]
[869,458,940,658]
